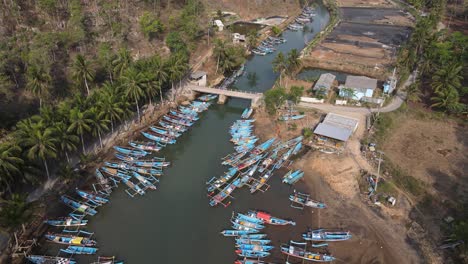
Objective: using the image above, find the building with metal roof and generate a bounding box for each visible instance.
[314,123,353,141]
[323,113,359,132]
[313,73,336,94]
[312,113,359,150]
[339,75,378,100]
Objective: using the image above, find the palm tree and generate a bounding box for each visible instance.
[431,63,463,94]
[97,83,125,133]
[120,68,147,120]
[406,81,423,103]
[431,88,461,112]
[88,107,110,149]
[72,54,95,96]
[0,194,32,228]
[149,55,168,103]
[55,122,79,163]
[0,144,24,195]
[68,107,93,153]
[22,126,58,179]
[287,49,301,75]
[166,55,186,102]
[272,52,288,85]
[213,39,227,74]
[26,65,51,107]
[113,48,132,78]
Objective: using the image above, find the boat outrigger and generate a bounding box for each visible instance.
[290,191,326,209]
[302,228,352,241]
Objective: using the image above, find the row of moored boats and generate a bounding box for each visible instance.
[287,6,316,31]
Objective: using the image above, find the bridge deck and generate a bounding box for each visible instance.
[187,85,262,100]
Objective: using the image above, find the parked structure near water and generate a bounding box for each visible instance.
[313,73,336,95]
[339,75,377,100]
[189,71,207,87]
[187,85,263,108]
[309,113,359,153]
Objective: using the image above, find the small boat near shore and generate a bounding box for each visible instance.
[129,141,163,152]
[27,255,76,264]
[45,214,88,227]
[302,229,352,241]
[76,189,109,205]
[221,230,256,237]
[282,169,304,185]
[248,210,296,226]
[235,238,271,245]
[280,241,335,262]
[142,131,177,144]
[290,191,326,209]
[113,146,147,157]
[235,249,270,258]
[45,231,97,246]
[60,245,98,255]
[61,196,98,216]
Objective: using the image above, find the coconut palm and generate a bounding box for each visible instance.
[68,107,93,153]
[97,83,125,133]
[431,63,463,94]
[0,194,32,228]
[213,39,227,74]
[113,48,133,78]
[149,55,168,103]
[166,55,187,102]
[21,126,58,179]
[0,143,24,195]
[88,107,110,149]
[26,65,51,107]
[120,68,147,120]
[72,54,95,96]
[272,52,288,85]
[431,88,462,112]
[287,49,301,75]
[55,122,79,163]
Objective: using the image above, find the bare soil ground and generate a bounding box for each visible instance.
[202,0,300,20]
[337,0,396,8]
[382,116,468,205]
[341,7,415,26]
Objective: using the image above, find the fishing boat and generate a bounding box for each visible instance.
[221,230,255,237]
[114,153,138,163]
[60,196,97,216]
[302,229,352,241]
[237,154,264,171]
[248,211,296,226]
[150,126,181,138]
[232,218,265,230]
[237,244,274,251]
[235,249,270,258]
[27,255,76,264]
[249,169,274,193]
[292,142,302,155]
[282,170,304,185]
[290,192,326,209]
[89,256,124,264]
[60,245,98,255]
[141,131,176,144]
[237,213,264,225]
[131,171,157,190]
[100,167,131,180]
[198,94,218,101]
[280,242,335,262]
[113,146,147,157]
[133,159,170,168]
[206,167,238,192]
[76,189,108,205]
[258,151,278,173]
[45,232,97,246]
[209,178,240,207]
[169,110,199,121]
[128,166,162,177]
[129,141,163,152]
[235,238,271,245]
[232,222,260,233]
[121,177,145,197]
[252,49,267,56]
[234,259,267,264]
[45,214,87,227]
[279,114,305,121]
[239,234,267,239]
[162,115,193,127]
[158,120,188,132]
[251,138,276,155]
[94,169,113,193]
[241,108,254,119]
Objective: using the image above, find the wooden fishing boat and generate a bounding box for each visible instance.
[235,249,270,258]
[251,138,276,155]
[280,242,335,262]
[237,213,264,225]
[198,94,218,101]
[60,196,97,216]
[239,234,267,239]
[114,153,139,163]
[100,167,131,180]
[282,170,304,185]
[94,169,113,193]
[258,151,278,173]
[131,171,158,190]
[141,131,176,144]
[163,115,193,127]
[241,108,254,119]
[248,210,296,226]
[27,255,76,264]
[237,154,264,171]
[60,245,98,255]
[45,232,97,246]
[221,230,255,237]
[169,110,199,121]
[121,177,145,197]
[235,238,271,245]
[45,214,87,227]
[158,120,188,132]
[232,222,260,233]
[133,160,170,168]
[232,218,265,230]
[209,178,240,207]
[237,244,274,251]
[292,142,302,155]
[249,169,273,193]
[206,167,238,192]
[89,256,124,264]
[234,259,267,264]
[76,189,109,205]
[252,49,267,56]
[128,141,163,152]
[290,192,326,209]
[113,146,147,157]
[150,126,181,138]
[302,229,352,241]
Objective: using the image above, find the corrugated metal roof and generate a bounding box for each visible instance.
[323,113,359,132]
[313,123,353,141]
[345,75,377,90]
[314,73,336,91]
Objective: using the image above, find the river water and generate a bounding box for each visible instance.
[57,4,330,263]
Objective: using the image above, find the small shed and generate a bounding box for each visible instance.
[232,33,246,44]
[213,20,224,31]
[190,71,207,87]
[339,75,377,100]
[313,73,336,95]
[310,113,359,153]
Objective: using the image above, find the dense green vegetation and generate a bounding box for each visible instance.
[264,85,305,115]
[213,39,246,74]
[272,49,301,85]
[397,0,467,113]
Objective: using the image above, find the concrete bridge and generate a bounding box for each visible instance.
[187,85,263,108]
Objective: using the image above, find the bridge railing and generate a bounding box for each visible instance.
[190,86,262,96]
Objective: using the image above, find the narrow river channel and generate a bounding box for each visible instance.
[58,4,331,263]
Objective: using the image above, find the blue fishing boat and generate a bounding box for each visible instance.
[302,229,352,241]
[241,108,254,119]
[248,210,296,226]
[235,249,270,258]
[169,110,199,121]
[237,213,264,225]
[239,234,267,239]
[292,142,302,155]
[209,178,240,207]
[45,232,96,246]
[27,255,76,264]
[141,131,177,144]
[290,192,326,209]
[90,256,125,264]
[61,245,98,255]
[279,114,305,121]
[114,153,138,163]
[131,171,158,190]
[221,230,255,237]
[251,138,276,155]
[232,218,265,230]
[206,167,238,192]
[76,189,109,205]
[158,121,188,132]
[60,196,97,216]
[258,151,278,173]
[232,222,259,232]
[128,141,163,152]
[128,166,162,176]
[234,259,267,264]
[120,177,145,197]
[249,169,274,193]
[100,167,131,180]
[235,238,271,245]
[45,214,88,227]
[237,244,274,251]
[198,94,218,101]
[237,154,264,171]
[113,146,147,157]
[282,170,304,185]
[150,126,181,138]
[94,169,113,193]
[133,160,170,168]
[163,115,193,127]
